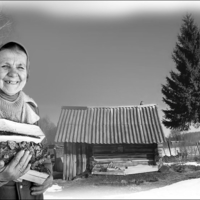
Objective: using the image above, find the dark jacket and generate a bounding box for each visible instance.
[0,102,52,200]
[0,180,43,200]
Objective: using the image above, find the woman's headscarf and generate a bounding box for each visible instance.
[0,41,30,80]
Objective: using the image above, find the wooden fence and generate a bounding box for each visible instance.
[161,141,200,157]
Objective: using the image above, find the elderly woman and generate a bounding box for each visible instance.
[0,41,53,199]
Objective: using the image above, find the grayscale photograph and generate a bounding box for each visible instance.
[0,1,200,199]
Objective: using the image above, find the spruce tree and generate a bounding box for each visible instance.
[162,14,200,130]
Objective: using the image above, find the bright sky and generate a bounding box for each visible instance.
[1,1,200,136]
[2,1,200,17]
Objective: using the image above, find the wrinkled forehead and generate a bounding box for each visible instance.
[0,49,27,64]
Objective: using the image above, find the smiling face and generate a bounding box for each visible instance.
[0,49,27,96]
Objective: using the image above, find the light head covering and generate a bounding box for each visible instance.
[0,41,30,80]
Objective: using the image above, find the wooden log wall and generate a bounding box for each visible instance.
[91,144,158,172]
[63,143,88,180]
[157,143,163,157]
[62,143,160,179]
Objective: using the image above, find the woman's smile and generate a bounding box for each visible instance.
[4,80,20,85]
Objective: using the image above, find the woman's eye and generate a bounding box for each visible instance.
[1,65,9,69]
[17,65,25,70]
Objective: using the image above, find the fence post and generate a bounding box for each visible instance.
[167,139,172,156]
[197,142,200,155]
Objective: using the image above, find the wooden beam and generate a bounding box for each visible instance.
[93,153,154,158]
[72,143,77,178]
[77,143,82,175]
[124,165,158,175]
[69,143,73,180]
[63,154,67,180]
[92,171,125,175]
[93,158,154,163]
[65,143,70,180]
[82,144,86,173]
[92,165,158,176]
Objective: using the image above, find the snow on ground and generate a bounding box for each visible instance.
[108,178,200,199]
[164,162,200,166]
[44,162,200,199]
[45,184,63,193]
[44,178,200,199]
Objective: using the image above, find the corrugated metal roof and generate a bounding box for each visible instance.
[55,104,166,144]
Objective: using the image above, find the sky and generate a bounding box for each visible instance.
[1,1,200,136]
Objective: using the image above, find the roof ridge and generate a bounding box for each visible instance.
[62,104,157,109]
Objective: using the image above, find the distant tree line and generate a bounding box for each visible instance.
[168,128,200,146]
[39,115,57,145]
[0,9,12,44]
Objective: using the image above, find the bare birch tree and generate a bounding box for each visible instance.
[0,8,12,44]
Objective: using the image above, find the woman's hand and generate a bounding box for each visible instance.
[0,150,32,182]
[31,174,53,196]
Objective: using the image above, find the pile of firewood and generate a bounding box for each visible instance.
[0,140,49,172]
